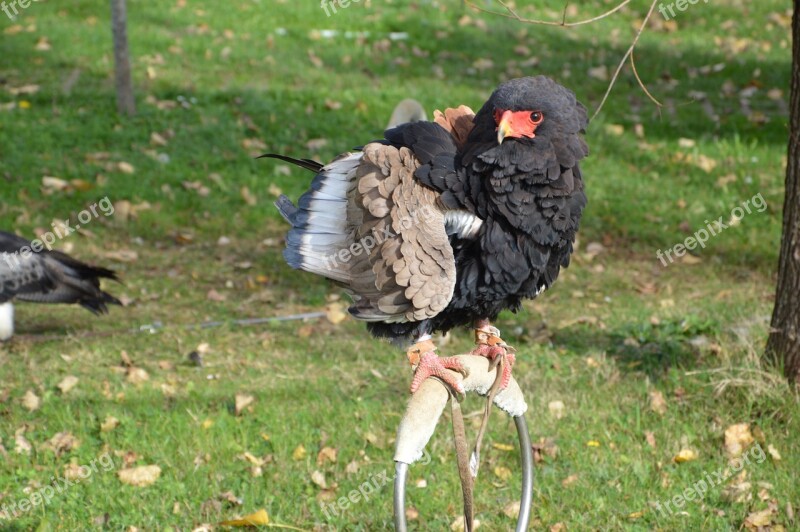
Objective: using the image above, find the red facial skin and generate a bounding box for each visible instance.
[494,109,543,143]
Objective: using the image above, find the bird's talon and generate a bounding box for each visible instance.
[410,351,468,396]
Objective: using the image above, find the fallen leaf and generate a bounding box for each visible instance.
[493,466,512,481]
[46,432,79,455]
[586,440,600,447]
[492,443,515,452]
[548,400,565,419]
[292,444,307,461]
[57,375,79,394]
[561,474,579,487]
[118,465,162,487]
[767,444,781,461]
[15,432,32,455]
[101,416,120,432]
[310,470,327,489]
[673,449,698,463]
[450,516,481,531]
[21,390,41,412]
[724,423,754,459]
[503,500,520,518]
[644,431,657,448]
[117,161,135,174]
[126,367,150,385]
[744,509,773,529]
[220,509,270,526]
[234,393,255,416]
[649,390,667,415]
[240,186,257,206]
[317,446,338,465]
[325,302,348,325]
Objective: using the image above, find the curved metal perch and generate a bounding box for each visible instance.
[393,355,533,531]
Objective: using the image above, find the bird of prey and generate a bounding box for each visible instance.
[269,76,588,394]
[0,231,121,340]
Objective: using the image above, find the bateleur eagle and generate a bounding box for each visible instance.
[0,231,121,340]
[270,76,588,394]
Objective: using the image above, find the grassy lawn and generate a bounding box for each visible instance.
[0,0,797,530]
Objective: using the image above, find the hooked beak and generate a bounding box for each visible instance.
[496,110,514,145]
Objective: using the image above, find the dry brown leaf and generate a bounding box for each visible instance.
[46,432,79,455]
[503,500,521,518]
[220,509,269,526]
[234,394,254,416]
[57,375,79,394]
[240,186,257,206]
[310,470,327,489]
[767,444,781,461]
[644,431,657,448]
[548,400,565,419]
[450,516,481,531]
[325,302,348,325]
[744,508,773,529]
[206,289,227,302]
[126,367,150,385]
[15,432,32,455]
[118,465,161,487]
[724,423,754,459]
[21,389,41,412]
[117,161,135,174]
[561,474,579,487]
[493,466,512,481]
[673,449,698,463]
[292,444,307,461]
[101,416,120,432]
[649,390,667,415]
[317,446,337,465]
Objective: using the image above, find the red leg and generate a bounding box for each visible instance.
[407,338,468,395]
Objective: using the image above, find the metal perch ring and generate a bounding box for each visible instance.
[392,355,534,530]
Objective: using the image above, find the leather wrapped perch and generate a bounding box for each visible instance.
[393,354,533,531]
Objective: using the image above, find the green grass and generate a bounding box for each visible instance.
[0,0,798,530]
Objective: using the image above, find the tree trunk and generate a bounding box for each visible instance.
[110,0,135,116]
[765,0,800,384]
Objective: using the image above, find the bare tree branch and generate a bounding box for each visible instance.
[591,0,659,121]
[463,0,662,122]
[464,0,632,27]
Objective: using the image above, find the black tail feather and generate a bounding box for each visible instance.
[258,153,324,173]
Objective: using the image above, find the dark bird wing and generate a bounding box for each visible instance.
[0,231,121,314]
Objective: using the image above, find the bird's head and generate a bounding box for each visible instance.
[481,76,588,145]
[460,76,588,177]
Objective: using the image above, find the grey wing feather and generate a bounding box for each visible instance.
[0,231,121,314]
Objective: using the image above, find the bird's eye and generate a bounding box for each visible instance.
[530,111,544,124]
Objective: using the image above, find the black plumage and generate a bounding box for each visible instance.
[272,76,588,345]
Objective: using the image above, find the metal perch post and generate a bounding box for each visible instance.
[392,355,534,531]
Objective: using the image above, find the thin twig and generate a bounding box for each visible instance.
[590,0,660,121]
[629,50,663,112]
[464,0,632,27]
[463,0,662,121]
